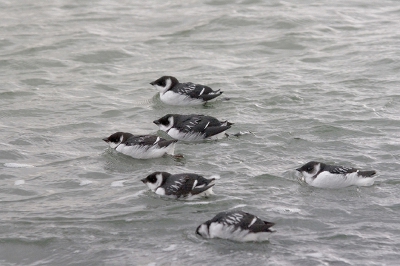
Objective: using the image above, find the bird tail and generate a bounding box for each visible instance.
[359,170,376,178]
[199,91,223,101]
[204,126,231,138]
[191,179,216,196]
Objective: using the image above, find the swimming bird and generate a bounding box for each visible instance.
[150,76,223,105]
[153,114,233,141]
[196,210,275,242]
[103,132,177,159]
[141,171,216,199]
[296,161,377,188]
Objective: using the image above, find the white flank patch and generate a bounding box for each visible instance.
[354,176,376,186]
[111,180,126,187]
[4,163,34,168]
[14,180,25,186]
[187,187,214,200]
[309,171,375,189]
[208,131,228,140]
[116,142,175,159]
[160,91,204,106]
[208,223,270,242]
[168,128,205,141]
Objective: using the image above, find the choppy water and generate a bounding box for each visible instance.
[1,0,400,265]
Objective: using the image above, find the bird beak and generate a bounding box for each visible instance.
[102,138,109,142]
[295,168,301,172]
[153,120,160,125]
[150,81,155,86]
[141,178,147,183]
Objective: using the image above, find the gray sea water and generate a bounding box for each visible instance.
[1,0,400,265]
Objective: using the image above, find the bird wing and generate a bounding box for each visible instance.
[124,135,158,147]
[176,115,207,133]
[177,115,228,135]
[326,165,358,175]
[174,82,221,100]
[124,135,176,148]
[214,211,274,233]
[163,174,214,198]
[358,170,376,177]
[212,211,244,226]
[204,125,231,138]
[189,175,215,195]
[242,212,275,233]
[162,176,190,196]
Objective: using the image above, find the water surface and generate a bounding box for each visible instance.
[1,0,400,265]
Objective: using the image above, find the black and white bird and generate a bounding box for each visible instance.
[196,210,275,242]
[153,114,233,141]
[103,132,177,159]
[141,171,216,199]
[150,76,223,105]
[296,161,377,188]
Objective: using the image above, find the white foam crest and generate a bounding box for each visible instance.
[4,163,34,168]
[208,174,221,180]
[184,201,211,205]
[111,180,126,187]
[116,190,146,201]
[272,207,301,214]
[229,204,247,209]
[162,244,177,251]
[14,180,25,186]
[79,180,93,186]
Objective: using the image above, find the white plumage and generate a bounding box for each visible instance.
[196,210,275,242]
[103,132,177,159]
[296,161,377,188]
[141,172,216,199]
[150,76,223,106]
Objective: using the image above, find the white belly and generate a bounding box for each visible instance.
[155,187,214,199]
[167,128,205,141]
[167,128,227,141]
[208,223,270,242]
[116,143,175,159]
[160,91,204,106]
[308,172,375,188]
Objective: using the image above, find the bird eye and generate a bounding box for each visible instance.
[306,166,313,172]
